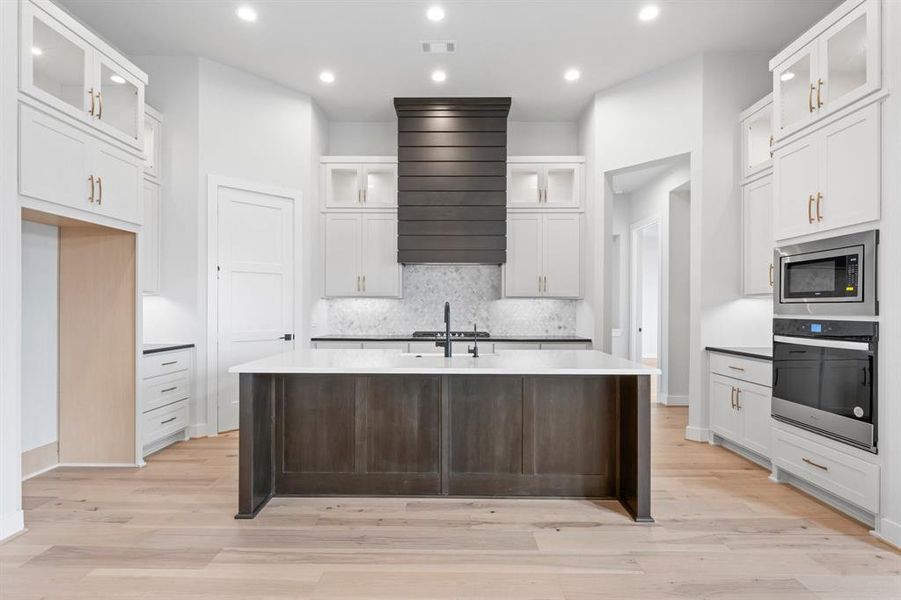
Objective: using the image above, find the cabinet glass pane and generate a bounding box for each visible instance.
[779,53,811,131]
[31,18,85,111]
[825,13,868,106]
[509,166,541,204]
[144,118,156,171]
[546,167,575,205]
[329,167,360,205]
[746,108,772,170]
[98,62,139,140]
[364,166,396,206]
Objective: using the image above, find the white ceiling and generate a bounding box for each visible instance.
[58,0,841,122]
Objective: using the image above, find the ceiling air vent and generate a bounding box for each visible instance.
[420,40,456,54]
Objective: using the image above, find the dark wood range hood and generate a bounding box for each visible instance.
[394,97,511,264]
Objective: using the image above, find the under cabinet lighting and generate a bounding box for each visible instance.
[780,71,796,82]
[236,5,258,22]
[638,5,659,21]
[319,71,336,84]
[31,46,43,56]
[427,6,445,22]
[431,69,447,83]
[564,68,581,82]
[110,74,126,84]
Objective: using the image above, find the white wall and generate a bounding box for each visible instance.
[328,121,394,155]
[508,121,578,155]
[668,189,691,400]
[21,222,58,453]
[639,227,659,359]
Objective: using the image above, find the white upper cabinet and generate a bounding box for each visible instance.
[322,213,401,298]
[20,0,147,151]
[742,175,774,296]
[504,212,581,299]
[740,95,773,182]
[322,158,397,209]
[144,106,162,180]
[507,158,583,209]
[142,180,161,294]
[773,102,879,241]
[771,0,880,140]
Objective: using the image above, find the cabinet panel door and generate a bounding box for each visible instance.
[742,103,773,180]
[507,164,543,208]
[144,110,162,179]
[323,214,362,297]
[141,180,160,294]
[709,375,741,442]
[93,52,144,150]
[361,214,400,297]
[818,0,880,118]
[742,176,774,296]
[362,164,397,208]
[325,164,363,208]
[20,2,92,124]
[19,104,92,212]
[504,213,542,297]
[818,103,880,233]
[737,382,772,458]
[92,140,143,224]
[773,136,818,241]
[544,164,581,208]
[773,44,818,137]
[542,213,581,298]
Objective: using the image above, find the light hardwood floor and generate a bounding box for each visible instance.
[2,406,899,599]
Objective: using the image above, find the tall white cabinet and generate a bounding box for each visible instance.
[141,106,162,294]
[740,95,775,297]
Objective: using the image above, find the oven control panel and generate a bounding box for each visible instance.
[773,318,877,340]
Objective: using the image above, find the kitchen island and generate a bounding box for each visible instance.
[229,349,657,522]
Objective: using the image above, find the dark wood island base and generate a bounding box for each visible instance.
[237,373,652,522]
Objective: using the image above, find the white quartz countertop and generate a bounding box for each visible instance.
[229,349,660,376]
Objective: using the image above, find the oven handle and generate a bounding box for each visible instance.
[773,335,871,351]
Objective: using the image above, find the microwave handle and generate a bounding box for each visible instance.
[774,335,870,351]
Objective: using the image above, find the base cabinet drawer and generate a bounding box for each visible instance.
[144,349,192,378]
[142,400,188,447]
[709,352,772,387]
[772,427,879,513]
[143,372,190,413]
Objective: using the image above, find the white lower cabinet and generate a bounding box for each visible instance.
[142,347,193,457]
[323,213,401,298]
[708,353,773,459]
[505,212,581,298]
[19,104,143,225]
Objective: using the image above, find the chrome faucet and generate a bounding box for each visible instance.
[435,301,452,357]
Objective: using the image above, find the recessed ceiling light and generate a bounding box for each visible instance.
[780,71,796,82]
[564,68,581,82]
[31,46,43,56]
[109,74,126,84]
[319,70,335,84]
[427,6,445,22]
[431,69,447,83]
[638,5,660,21]
[236,5,258,22]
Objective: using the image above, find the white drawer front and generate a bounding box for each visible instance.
[144,349,192,378]
[142,400,188,447]
[772,427,879,513]
[143,372,190,413]
[709,352,772,387]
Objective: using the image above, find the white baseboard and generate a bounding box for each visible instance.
[874,517,901,550]
[189,423,207,438]
[22,462,59,481]
[661,394,688,406]
[0,509,24,542]
[21,441,59,480]
[684,425,709,442]
[56,462,140,468]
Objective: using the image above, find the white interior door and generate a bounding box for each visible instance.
[215,182,295,432]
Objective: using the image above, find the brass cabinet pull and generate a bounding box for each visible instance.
[816,78,824,108]
[97,90,103,119]
[802,456,828,471]
[161,386,177,393]
[88,175,95,203]
[96,176,103,205]
[538,275,542,292]
[768,263,774,287]
[88,88,95,116]
[357,189,362,204]
[816,192,823,222]
[807,194,815,223]
[769,135,774,158]
[808,84,816,113]
[363,187,367,203]
[543,275,548,292]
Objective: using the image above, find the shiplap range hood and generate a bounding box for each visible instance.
[394,97,511,264]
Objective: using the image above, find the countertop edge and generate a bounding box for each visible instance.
[311,336,593,343]
[705,346,772,361]
[230,367,659,375]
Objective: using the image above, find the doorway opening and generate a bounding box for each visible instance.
[630,219,660,394]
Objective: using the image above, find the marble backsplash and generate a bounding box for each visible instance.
[312,265,578,336]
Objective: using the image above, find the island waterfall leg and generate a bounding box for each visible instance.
[617,374,653,522]
[236,373,275,519]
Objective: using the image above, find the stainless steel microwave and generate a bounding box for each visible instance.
[774,230,878,317]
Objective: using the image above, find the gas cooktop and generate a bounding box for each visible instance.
[412,330,491,339]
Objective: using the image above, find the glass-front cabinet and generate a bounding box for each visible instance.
[741,96,774,181]
[772,0,880,139]
[323,161,398,209]
[507,161,582,209]
[20,0,146,150]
